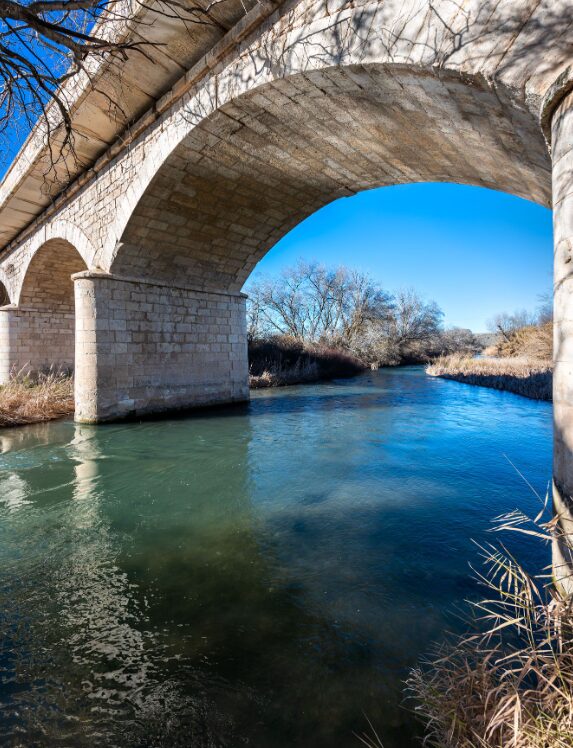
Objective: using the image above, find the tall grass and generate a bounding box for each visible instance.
[0,368,74,426]
[408,502,573,748]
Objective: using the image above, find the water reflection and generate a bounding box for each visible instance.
[0,369,553,747]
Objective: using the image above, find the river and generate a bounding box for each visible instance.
[0,367,552,747]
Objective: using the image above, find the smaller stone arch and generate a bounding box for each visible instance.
[16,237,87,373]
[19,238,86,310]
[16,221,96,303]
[0,264,12,306]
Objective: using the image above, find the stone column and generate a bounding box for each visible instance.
[73,271,249,423]
[0,304,18,383]
[552,88,573,592]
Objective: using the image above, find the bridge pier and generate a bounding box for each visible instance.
[73,271,249,423]
[552,89,573,591]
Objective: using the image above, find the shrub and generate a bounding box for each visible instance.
[248,336,365,388]
[492,322,553,361]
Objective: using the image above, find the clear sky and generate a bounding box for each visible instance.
[246,183,553,333]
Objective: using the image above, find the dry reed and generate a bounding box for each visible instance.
[408,501,573,748]
[0,368,74,427]
[250,358,320,388]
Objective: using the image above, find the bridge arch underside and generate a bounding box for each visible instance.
[113,65,551,291]
[12,239,86,375]
[76,64,553,424]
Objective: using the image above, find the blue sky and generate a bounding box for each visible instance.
[247,183,553,333]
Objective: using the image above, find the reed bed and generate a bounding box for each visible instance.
[0,369,74,426]
[427,354,552,401]
[407,503,573,748]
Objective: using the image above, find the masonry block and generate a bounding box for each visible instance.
[74,272,249,422]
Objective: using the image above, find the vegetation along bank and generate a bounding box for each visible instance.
[247,260,479,387]
[427,311,553,402]
[0,370,74,427]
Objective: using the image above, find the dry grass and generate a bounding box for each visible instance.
[427,354,552,401]
[408,502,573,748]
[0,369,74,427]
[494,323,553,361]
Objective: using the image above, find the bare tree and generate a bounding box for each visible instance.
[437,326,480,355]
[384,288,443,357]
[536,291,553,325]
[487,309,535,341]
[246,261,393,344]
[246,264,448,366]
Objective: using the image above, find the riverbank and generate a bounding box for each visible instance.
[2,350,548,429]
[426,354,552,401]
[249,338,365,388]
[0,373,74,427]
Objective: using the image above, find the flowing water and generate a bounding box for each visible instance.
[0,367,552,747]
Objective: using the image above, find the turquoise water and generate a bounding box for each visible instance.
[0,367,552,747]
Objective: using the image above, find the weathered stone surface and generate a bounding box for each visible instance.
[554,91,573,502]
[73,272,248,422]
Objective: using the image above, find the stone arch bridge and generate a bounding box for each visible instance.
[0,0,572,503]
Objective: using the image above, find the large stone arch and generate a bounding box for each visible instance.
[109,64,551,292]
[71,59,558,426]
[92,0,572,276]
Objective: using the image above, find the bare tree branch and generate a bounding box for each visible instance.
[0,0,233,174]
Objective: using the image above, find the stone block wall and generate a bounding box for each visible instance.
[74,272,249,422]
[0,305,75,380]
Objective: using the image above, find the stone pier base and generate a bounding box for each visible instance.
[73,272,249,423]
